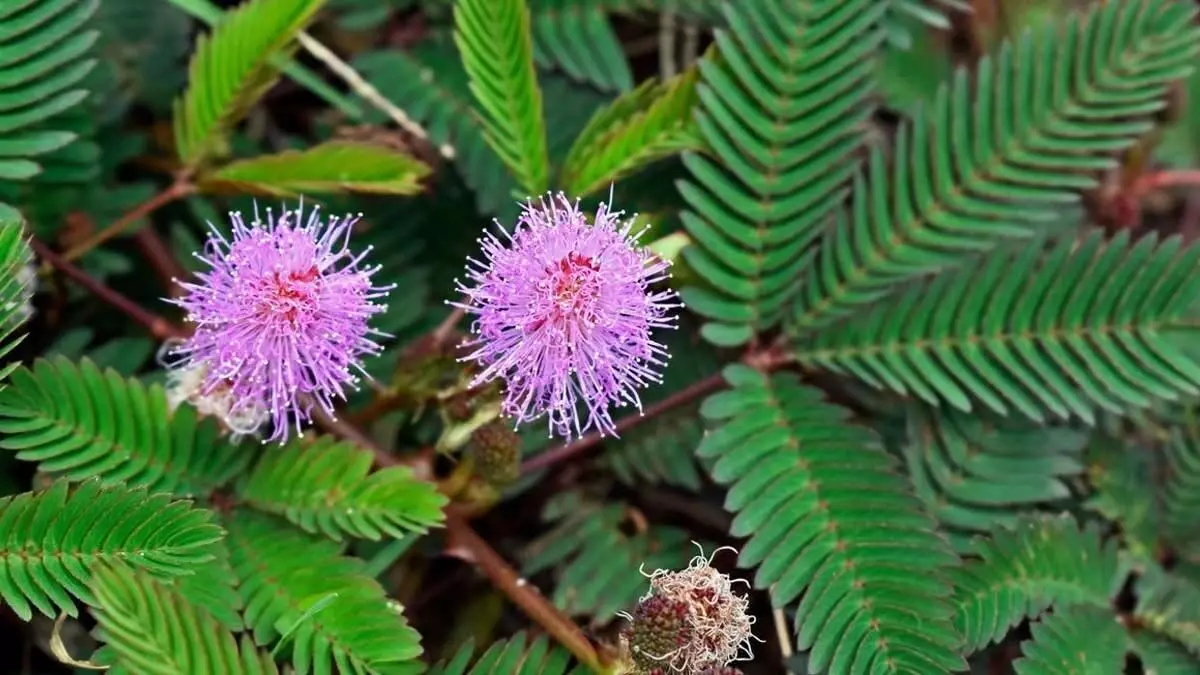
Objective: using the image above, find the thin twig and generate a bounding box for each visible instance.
[659,4,678,78]
[58,180,194,264]
[443,512,604,672]
[31,238,184,341]
[295,32,455,161]
[431,306,466,348]
[318,414,604,670]
[133,229,189,297]
[519,372,726,475]
[773,601,794,671]
[520,344,795,475]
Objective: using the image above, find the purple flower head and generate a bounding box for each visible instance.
[166,200,392,443]
[453,192,680,440]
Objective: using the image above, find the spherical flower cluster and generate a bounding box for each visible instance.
[452,192,680,440]
[165,201,391,443]
[621,545,758,674]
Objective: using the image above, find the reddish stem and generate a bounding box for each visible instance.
[31,238,184,341]
[60,180,194,263]
[519,372,726,475]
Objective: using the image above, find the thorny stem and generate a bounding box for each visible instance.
[58,180,195,264]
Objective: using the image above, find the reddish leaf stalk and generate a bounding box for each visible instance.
[30,238,185,341]
[59,179,195,263]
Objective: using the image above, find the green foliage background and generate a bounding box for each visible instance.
[0,0,1199,673]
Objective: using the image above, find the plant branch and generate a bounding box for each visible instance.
[431,306,466,348]
[443,512,605,672]
[519,372,724,475]
[31,238,184,341]
[321,412,605,671]
[520,344,794,475]
[58,180,194,264]
[295,32,454,161]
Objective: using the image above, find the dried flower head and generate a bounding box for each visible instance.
[621,544,758,674]
[452,192,680,440]
[165,201,391,443]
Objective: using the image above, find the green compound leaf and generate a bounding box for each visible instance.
[1136,564,1200,654]
[949,514,1127,653]
[679,0,885,346]
[0,0,99,193]
[698,364,965,675]
[529,0,632,93]
[430,633,586,675]
[792,0,1200,332]
[560,66,702,198]
[902,406,1085,552]
[0,478,224,620]
[0,219,33,385]
[0,356,253,497]
[238,436,447,543]
[454,0,551,196]
[1012,606,1127,675]
[173,0,326,167]
[1130,632,1198,675]
[200,141,431,197]
[90,562,280,675]
[796,231,1200,425]
[227,509,425,675]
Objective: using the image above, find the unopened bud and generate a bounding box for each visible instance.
[470,420,520,485]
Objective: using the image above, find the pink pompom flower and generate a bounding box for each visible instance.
[452,192,680,440]
[166,200,392,443]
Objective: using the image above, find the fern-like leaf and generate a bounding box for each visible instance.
[560,67,701,198]
[199,141,431,196]
[0,479,223,620]
[1136,564,1200,654]
[530,0,632,93]
[0,356,253,497]
[678,0,885,345]
[227,509,424,674]
[1130,632,1198,675]
[454,0,550,195]
[0,0,99,195]
[1012,606,1126,675]
[1084,432,1162,561]
[173,538,244,632]
[431,633,585,675]
[902,407,1084,551]
[698,364,965,674]
[1164,427,1200,551]
[238,436,446,542]
[0,219,33,383]
[90,562,279,675]
[173,0,326,166]
[798,231,1200,424]
[522,498,695,623]
[949,514,1126,653]
[792,0,1200,331]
